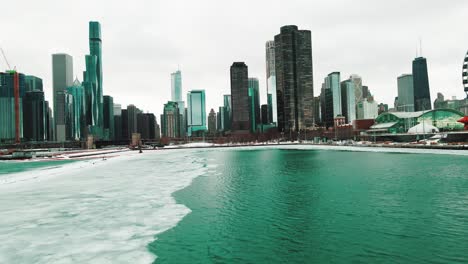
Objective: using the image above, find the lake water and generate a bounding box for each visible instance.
[1,146,467,263]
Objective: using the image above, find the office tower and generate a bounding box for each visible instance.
[23,90,45,142]
[362,85,369,100]
[121,109,129,140]
[274,25,314,133]
[349,75,363,104]
[341,79,356,124]
[171,70,186,137]
[320,83,334,128]
[162,101,181,138]
[412,57,431,111]
[230,62,250,133]
[187,90,207,136]
[208,109,217,134]
[25,75,43,92]
[146,113,157,140]
[137,113,150,140]
[261,104,268,125]
[113,104,122,141]
[378,103,389,115]
[357,98,378,119]
[217,107,223,132]
[127,104,140,138]
[324,72,342,118]
[52,53,73,142]
[248,77,260,132]
[463,50,468,98]
[397,74,415,112]
[103,95,114,140]
[65,79,86,141]
[223,95,231,131]
[266,40,277,124]
[0,71,25,143]
[44,101,54,141]
[313,96,321,125]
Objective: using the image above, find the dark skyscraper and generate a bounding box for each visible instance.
[274,25,314,133]
[23,90,45,142]
[261,104,269,125]
[248,78,260,132]
[103,95,114,140]
[412,57,431,111]
[230,62,250,133]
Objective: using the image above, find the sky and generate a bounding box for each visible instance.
[1,0,468,119]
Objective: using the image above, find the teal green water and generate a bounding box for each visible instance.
[0,160,74,175]
[150,149,468,263]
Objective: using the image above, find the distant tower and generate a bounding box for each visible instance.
[52,53,73,142]
[412,57,431,111]
[463,50,468,98]
[230,62,250,133]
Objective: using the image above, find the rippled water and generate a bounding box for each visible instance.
[1,147,467,263]
[151,148,468,263]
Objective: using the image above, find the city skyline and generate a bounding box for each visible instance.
[1,1,468,118]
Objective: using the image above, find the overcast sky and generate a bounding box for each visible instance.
[1,0,467,118]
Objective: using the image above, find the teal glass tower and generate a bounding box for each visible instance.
[248,78,260,132]
[84,21,104,138]
[187,90,207,136]
[66,79,86,141]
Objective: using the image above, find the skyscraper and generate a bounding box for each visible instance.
[171,70,186,137]
[397,74,415,112]
[66,79,86,141]
[230,62,250,133]
[463,50,468,98]
[350,74,363,104]
[265,40,277,124]
[52,53,73,142]
[113,104,122,141]
[223,94,231,131]
[274,25,314,132]
[248,77,260,132]
[208,109,217,134]
[320,83,333,128]
[187,90,207,136]
[161,101,181,138]
[25,75,43,92]
[412,57,431,111]
[103,95,114,140]
[0,71,25,143]
[23,90,45,142]
[341,79,356,124]
[127,104,140,138]
[325,72,342,118]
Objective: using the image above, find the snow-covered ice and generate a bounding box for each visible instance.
[0,149,209,264]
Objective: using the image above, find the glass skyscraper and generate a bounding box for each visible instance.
[265,40,277,124]
[341,79,356,124]
[161,101,181,138]
[25,75,43,92]
[103,95,114,140]
[52,53,73,142]
[65,79,86,141]
[223,94,231,131]
[171,70,186,137]
[397,74,415,112]
[325,72,342,118]
[412,57,431,111]
[187,90,207,136]
[248,78,260,132]
[274,25,314,133]
[230,62,250,133]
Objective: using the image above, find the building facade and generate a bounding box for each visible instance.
[103,95,114,140]
[187,90,207,136]
[397,74,415,112]
[65,79,86,141]
[265,40,277,124]
[412,57,431,111]
[248,77,260,132]
[208,109,217,134]
[52,53,73,142]
[230,62,250,133]
[23,90,45,142]
[274,25,314,132]
[341,79,356,124]
[161,101,181,138]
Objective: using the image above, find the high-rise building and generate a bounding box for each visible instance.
[378,103,389,115]
[208,109,217,134]
[52,53,73,142]
[170,70,186,137]
[113,104,122,141]
[121,109,129,140]
[223,95,231,131]
[357,98,378,119]
[274,25,314,132]
[25,75,43,92]
[0,71,25,143]
[137,113,150,140]
[103,95,114,140]
[350,75,363,104]
[341,79,356,124]
[313,96,321,125]
[161,101,181,138]
[397,74,415,112]
[230,62,250,133]
[266,40,277,124]
[320,83,334,128]
[463,50,468,98]
[127,104,140,138]
[187,90,207,136]
[23,90,45,142]
[65,79,86,141]
[412,57,431,111]
[248,77,260,132]
[261,104,268,125]
[325,72,342,118]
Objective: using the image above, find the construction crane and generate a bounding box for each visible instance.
[0,46,21,144]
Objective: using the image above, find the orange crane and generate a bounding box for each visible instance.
[1,47,21,144]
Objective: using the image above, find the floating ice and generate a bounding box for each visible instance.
[0,149,208,264]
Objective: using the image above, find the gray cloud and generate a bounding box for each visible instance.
[1,0,467,119]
